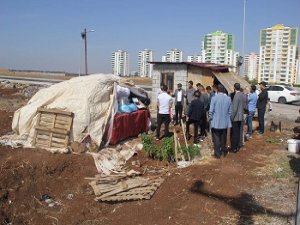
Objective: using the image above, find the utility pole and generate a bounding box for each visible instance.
[242,0,247,58]
[81,28,95,75]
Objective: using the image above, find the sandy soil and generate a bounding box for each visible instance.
[0,86,299,225]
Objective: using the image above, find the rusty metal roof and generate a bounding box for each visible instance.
[213,71,250,93]
[148,62,233,72]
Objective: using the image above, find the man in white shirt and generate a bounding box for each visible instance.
[156,85,172,140]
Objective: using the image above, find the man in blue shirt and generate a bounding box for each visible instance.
[246,85,258,138]
[209,84,232,158]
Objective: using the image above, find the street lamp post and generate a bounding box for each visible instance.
[242,0,247,58]
[81,28,95,75]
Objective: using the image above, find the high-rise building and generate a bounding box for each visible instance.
[162,49,183,62]
[187,55,203,62]
[112,50,129,76]
[243,53,259,81]
[138,49,153,77]
[201,31,239,71]
[258,24,298,84]
[296,47,300,84]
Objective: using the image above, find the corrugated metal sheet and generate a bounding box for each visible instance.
[213,72,250,93]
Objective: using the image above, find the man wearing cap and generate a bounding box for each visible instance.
[173,83,185,125]
[186,81,195,114]
[256,81,268,134]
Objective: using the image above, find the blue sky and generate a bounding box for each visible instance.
[1,0,299,74]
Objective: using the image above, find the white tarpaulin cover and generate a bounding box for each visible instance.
[11,74,120,150]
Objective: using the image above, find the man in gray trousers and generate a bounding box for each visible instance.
[230,83,244,153]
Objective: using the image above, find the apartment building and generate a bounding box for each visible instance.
[243,53,259,80]
[112,50,129,76]
[162,49,183,62]
[258,24,298,84]
[201,31,238,71]
[138,49,153,78]
[187,55,203,62]
[296,47,300,84]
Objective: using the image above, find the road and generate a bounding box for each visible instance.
[270,102,300,121]
[0,75,64,85]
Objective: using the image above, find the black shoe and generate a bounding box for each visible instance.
[214,154,221,159]
[232,148,240,153]
[223,150,228,157]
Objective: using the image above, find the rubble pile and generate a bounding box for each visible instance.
[0,80,47,98]
[20,85,47,98]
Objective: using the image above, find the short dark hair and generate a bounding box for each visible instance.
[251,85,256,92]
[193,90,201,98]
[217,84,225,93]
[206,86,212,91]
[177,83,182,87]
[234,83,241,91]
[188,80,193,85]
[162,85,168,92]
[259,81,267,87]
[196,83,201,87]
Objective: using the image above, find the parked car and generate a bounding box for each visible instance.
[267,85,300,104]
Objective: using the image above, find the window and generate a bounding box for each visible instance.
[161,72,174,92]
[272,86,284,91]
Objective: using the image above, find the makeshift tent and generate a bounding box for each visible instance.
[9,74,145,152]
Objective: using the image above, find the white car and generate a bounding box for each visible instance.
[267,85,300,104]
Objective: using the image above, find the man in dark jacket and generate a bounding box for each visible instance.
[173,83,185,125]
[230,83,244,153]
[186,91,204,144]
[256,81,268,134]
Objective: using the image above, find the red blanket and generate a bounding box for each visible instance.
[110,109,149,145]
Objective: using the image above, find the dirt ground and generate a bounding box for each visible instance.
[0,86,299,225]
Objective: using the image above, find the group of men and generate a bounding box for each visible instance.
[156,80,269,159]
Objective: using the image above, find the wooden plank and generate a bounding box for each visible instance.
[54,120,70,126]
[98,194,151,201]
[173,130,178,163]
[56,115,72,122]
[36,141,50,147]
[36,126,69,135]
[39,121,53,128]
[33,112,41,146]
[181,119,190,161]
[36,134,51,140]
[38,107,73,116]
[51,137,66,144]
[54,123,72,130]
[40,113,54,121]
[36,130,51,136]
[52,132,67,139]
[50,142,66,148]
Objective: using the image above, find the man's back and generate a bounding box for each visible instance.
[209,93,232,129]
[157,92,171,114]
[188,98,204,121]
[231,91,244,121]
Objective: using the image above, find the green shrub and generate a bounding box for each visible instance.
[140,134,174,161]
[141,134,200,162]
[181,145,201,160]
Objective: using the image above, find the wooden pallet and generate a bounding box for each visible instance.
[99,178,164,201]
[89,173,164,202]
[33,108,74,149]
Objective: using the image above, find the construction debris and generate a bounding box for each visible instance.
[88,171,164,202]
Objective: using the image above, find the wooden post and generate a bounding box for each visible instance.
[173,129,178,163]
[180,119,190,161]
